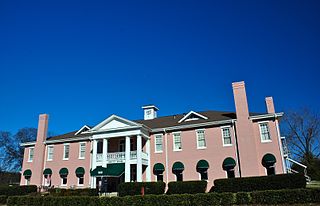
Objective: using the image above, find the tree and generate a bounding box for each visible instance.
[282,108,320,180]
[0,128,37,172]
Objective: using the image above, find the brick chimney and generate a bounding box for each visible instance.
[31,114,49,186]
[265,97,275,113]
[232,81,259,177]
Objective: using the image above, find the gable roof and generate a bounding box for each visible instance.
[178,111,208,123]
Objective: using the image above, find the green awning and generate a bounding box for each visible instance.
[222,157,236,171]
[59,168,69,176]
[43,168,52,175]
[262,153,276,167]
[90,163,125,177]
[172,161,184,171]
[23,169,32,177]
[75,167,85,175]
[197,160,209,169]
[153,163,165,174]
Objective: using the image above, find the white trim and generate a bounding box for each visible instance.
[196,129,206,149]
[61,176,67,187]
[75,125,91,135]
[154,134,163,153]
[20,141,36,147]
[78,142,86,160]
[178,111,208,123]
[45,136,90,144]
[259,122,272,143]
[221,126,232,147]
[47,145,54,161]
[172,132,182,151]
[63,143,70,160]
[27,147,34,162]
[250,112,284,120]
[90,115,142,132]
[77,176,84,187]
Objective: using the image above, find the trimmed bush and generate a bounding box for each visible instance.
[0,185,37,196]
[214,173,306,192]
[118,182,165,197]
[48,188,98,196]
[0,195,7,205]
[166,181,207,195]
[235,192,251,205]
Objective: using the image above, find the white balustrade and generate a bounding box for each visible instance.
[96,154,103,162]
[96,151,149,164]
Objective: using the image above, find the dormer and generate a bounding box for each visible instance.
[178,111,208,123]
[75,125,91,135]
[142,105,159,120]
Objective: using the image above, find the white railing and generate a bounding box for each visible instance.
[286,157,311,182]
[96,154,103,162]
[96,151,148,164]
[107,152,125,162]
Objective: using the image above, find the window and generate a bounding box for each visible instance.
[155,134,163,152]
[97,140,103,154]
[28,147,34,162]
[173,132,182,151]
[222,127,232,146]
[78,176,84,185]
[79,142,86,159]
[63,144,70,160]
[259,122,271,142]
[119,139,125,152]
[157,174,163,181]
[196,130,206,149]
[61,176,67,186]
[227,170,235,178]
[47,146,54,161]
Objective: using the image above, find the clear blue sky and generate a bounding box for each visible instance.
[0,0,319,135]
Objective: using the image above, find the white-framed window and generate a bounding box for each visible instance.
[28,147,34,162]
[221,127,232,146]
[61,176,67,186]
[196,129,206,149]
[47,145,54,161]
[63,144,70,160]
[259,122,271,142]
[25,178,30,185]
[155,134,163,153]
[173,132,182,151]
[79,142,86,159]
[78,176,84,186]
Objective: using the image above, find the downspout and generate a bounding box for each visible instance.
[232,120,242,177]
[163,129,169,184]
[274,114,286,173]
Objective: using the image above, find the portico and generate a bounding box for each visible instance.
[87,115,151,190]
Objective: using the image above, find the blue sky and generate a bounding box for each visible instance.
[0,0,319,135]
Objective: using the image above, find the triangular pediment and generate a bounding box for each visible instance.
[91,115,141,131]
[178,111,208,123]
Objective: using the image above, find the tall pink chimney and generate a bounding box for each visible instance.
[232,81,259,177]
[265,97,275,113]
[30,114,49,186]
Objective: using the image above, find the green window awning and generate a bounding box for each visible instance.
[262,153,276,167]
[59,168,69,176]
[153,163,165,175]
[43,168,52,175]
[23,169,32,177]
[172,161,184,171]
[75,167,85,176]
[197,160,209,169]
[90,163,125,177]
[222,157,236,171]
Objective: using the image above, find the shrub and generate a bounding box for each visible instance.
[166,181,207,195]
[48,188,98,196]
[0,195,7,205]
[0,185,37,196]
[251,188,320,205]
[235,192,251,205]
[214,173,306,192]
[118,182,165,197]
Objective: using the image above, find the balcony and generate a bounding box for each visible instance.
[96,151,148,164]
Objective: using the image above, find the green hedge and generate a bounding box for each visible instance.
[6,188,320,206]
[48,188,98,196]
[166,181,207,195]
[0,185,37,196]
[118,182,165,197]
[0,195,7,205]
[213,173,306,192]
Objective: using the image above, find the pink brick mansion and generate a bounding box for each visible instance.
[20,81,286,192]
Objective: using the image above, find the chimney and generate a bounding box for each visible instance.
[142,105,159,120]
[232,81,250,119]
[31,114,49,185]
[265,97,275,114]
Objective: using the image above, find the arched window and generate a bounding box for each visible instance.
[262,153,276,176]
[153,163,165,181]
[75,167,85,185]
[172,161,184,181]
[59,168,69,186]
[222,157,236,178]
[23,169,32,185]
[196,160,209,180]
[43,168,52,186]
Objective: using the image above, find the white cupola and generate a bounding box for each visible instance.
[142,105,159,120]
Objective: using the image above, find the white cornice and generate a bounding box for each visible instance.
[45,136,90,144]
[20,141,36,147]
[249,112,284,120]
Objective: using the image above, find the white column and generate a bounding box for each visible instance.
[91,140,97,188]
[146,138,151,181]
[102,139,108,167]
[125,136,131,182]
[137,135,142,182]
